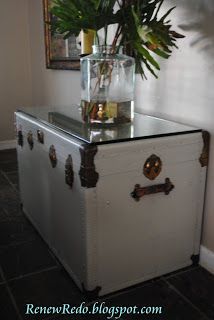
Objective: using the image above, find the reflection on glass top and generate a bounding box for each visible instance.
[17,106,201,145]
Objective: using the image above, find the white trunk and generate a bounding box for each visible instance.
[15,111,207,296]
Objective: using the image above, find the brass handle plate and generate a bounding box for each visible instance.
[131,178,174,201]
[49,145,57,168]
[65,155,74,188]
[27,131,34,150]
[37,130,44,144]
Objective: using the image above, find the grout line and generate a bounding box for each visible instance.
[85,279,160,306]
[0,238,42,251]
[7,265,60,283]
[87,267,200,305]
[0,159,17,164]
[0,167,18,175]
[162,265,200,280]
[0,266,23,320]
[1,170,19,194]
[42,244,63,269]
[86,266,200,306]
[163,278,211,320]
[2,170,18,174]
[85,267,202,306]
[0,169,9,181]
[20,209,65,270]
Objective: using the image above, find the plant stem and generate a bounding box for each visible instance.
[95,31,100,46]
[111,25,122,51]
[104,24,108,45]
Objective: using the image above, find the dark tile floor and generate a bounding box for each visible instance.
[0,149,214,320]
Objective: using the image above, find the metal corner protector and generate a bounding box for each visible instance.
[17,129,23,147]
[79,144,99,188]
[199,130,210,167]
[81,283,101,299]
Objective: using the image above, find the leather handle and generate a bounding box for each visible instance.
[131,178,174,202]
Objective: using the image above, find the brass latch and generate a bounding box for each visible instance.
[143,154,162,180]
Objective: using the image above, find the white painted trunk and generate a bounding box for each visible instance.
[15,111,207,296]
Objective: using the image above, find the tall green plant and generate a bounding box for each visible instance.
[50,0,184,78]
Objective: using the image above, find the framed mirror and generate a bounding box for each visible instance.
[43,0,80,70]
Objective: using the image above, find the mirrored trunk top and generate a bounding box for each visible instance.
[16,106,201,145]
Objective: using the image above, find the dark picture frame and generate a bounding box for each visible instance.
[43,0,80,70]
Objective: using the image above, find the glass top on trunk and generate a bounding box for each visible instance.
[16,106,201,145]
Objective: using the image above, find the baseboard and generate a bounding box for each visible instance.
[200,245,214,274]
[0,140,16,150]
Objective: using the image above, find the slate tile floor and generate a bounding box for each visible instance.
[0,149,214,320]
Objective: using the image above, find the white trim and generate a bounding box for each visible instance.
[0,140,16,150]
[200,245,214,274]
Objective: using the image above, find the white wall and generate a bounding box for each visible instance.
[0,0,32,141]
[17,0,214,254]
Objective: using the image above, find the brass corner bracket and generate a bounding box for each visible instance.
[79,145,99,188]
[17,130,23,147]
[199,130,210,167]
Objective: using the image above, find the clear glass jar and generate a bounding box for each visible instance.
[81,45,135,125]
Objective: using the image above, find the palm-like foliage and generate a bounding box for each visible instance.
[50,0,184,78]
